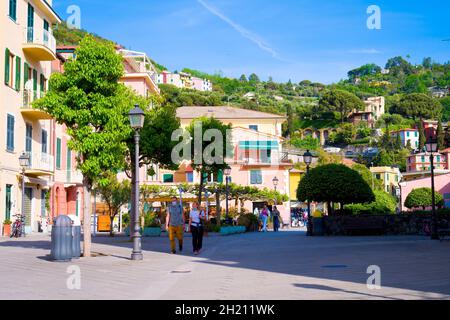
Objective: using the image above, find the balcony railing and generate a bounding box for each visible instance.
[22,89,45,109]
[24,27,56,54]
[66,170,83,184]
[26,152,54,174]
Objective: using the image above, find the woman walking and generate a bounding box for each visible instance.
[189,202,205,255]
[260,205,270,232]
[272,206,280,232]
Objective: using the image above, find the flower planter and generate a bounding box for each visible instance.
[2,224,11,237]
[220,226,246,236]
[143,227,162,237]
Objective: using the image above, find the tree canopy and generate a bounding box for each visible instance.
[405,188,444,210]
[391,93,442,120]
[297,164,375,209]
[319,89,365,123]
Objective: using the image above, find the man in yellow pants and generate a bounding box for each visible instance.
[166,197,185,254]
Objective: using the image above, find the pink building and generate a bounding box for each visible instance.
[400,173,450,211]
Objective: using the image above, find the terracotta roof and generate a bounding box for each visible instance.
[177,106,286,120]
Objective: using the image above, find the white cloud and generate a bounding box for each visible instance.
[197,0,285,62]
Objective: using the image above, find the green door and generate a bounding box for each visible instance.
[24,187,33,228]
[5,185,12,221]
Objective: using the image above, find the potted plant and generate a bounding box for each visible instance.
[3,219,12,237]
[143,212,162,237]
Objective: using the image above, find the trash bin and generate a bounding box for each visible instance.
[68,215,81,259]
[312,217,324,236]
[50,215,73,262]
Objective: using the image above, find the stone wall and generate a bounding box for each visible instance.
[321,214,450,236]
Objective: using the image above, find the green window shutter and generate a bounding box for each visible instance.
[15,56,21,91]
[9,0,17,20]
[33,69,37,90]
[56,138,61,169]
[23,62,29,83]
[4,48,10,85]
[40,74,44,92]
[217,169,224,183]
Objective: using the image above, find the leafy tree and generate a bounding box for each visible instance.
[437,120,445,151]
[316,149,343,165]
[94,173,131,236]
[391,93,442,120]
[348,63,381,80]
[290,135,320,151]
[345,190,398,215]
[441,96,450,122]
[422,57,433,69]
[418,121,426,151]
[297,164,375,214]
[248,73,260,84]
[319,89,365,123]
[385,56,413,76]
[405,188,444,210]
[34,36,140,257]
[351,164,383,191]
[185,117,233,223]
[330,123,356,145]
[239,74,248,83]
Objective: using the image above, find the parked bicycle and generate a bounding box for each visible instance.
[10,214,25,238]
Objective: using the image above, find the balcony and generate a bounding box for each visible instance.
[118,49,160,95]
[21,89,53,120]
[66,170,83,186]
[25,153,54,177]
[22,27,57,61]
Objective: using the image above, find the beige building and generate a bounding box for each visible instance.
[1,0,61,234]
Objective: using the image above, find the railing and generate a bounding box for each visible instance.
[22,89,45,108]
[67,170,83,184]
[26,152,54,173]
[24,27,56,54]
[119,49,159,86]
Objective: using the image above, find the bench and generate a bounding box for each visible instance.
[342,218,385,236]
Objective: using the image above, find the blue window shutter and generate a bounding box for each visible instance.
[56,138,61,169]
[6,115,15,151]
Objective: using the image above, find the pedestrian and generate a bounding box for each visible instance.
[272,206,280,232]
[261,205,269,232]
[189,202,205,255]
[166,196,185,254]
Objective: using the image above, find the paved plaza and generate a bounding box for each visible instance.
[0,230,450,300]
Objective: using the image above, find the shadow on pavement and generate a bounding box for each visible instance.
[293,283,401,300]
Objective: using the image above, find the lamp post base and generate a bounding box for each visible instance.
[131,252,143,261]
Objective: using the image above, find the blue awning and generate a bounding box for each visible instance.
[239,141,279,150]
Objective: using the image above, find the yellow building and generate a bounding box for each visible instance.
[370,166,401,196]
[289,169,304,201]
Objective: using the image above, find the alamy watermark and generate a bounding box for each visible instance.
[66,5,81,30]
[66,265,81,290]
[367,5,381,30]
[366,265,381,290]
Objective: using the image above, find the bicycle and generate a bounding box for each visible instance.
[10,214,25,238]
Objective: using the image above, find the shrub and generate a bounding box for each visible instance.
[237,213,259,232]
[144,212,161,228]
[122,213,130,228]
[205,223,221,233]
[345,190,398,215]
[3,219,12,225]
[405,188,444,210]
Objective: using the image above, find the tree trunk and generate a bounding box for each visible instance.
[109,214,115,237]
[327,202,333,216]
[82,178,92,257]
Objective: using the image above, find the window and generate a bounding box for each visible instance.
[27,4,34,42]
[260,149,272,163]
[415,132,418,137]
[186,172,194,183]
[437,156,441,163]
[163,174,174,183]
[56,138,61,169]
[6,114,15,152]
[249,125,258,131]
[375,174,381,180]
[40,74,46,93]
[407,132,410,137]
[41,130,48,154]
[5,185,12,220]
[250,170,263,185]
[9,0,17,21]
[4,48,14,87]
[421,156,425,163]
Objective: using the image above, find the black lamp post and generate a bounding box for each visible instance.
[425,136,439,240]
[129,105,145,261]
[303,150,313,236]
[224,167,232,221]
[272,176,279,205]
[19,152,30,237]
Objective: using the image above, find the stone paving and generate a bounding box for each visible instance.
[0,230,450,300]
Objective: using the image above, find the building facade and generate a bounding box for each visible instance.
[1,0,61,234]
[370,166,401,196]
[157,71,212,92]
[391,129,420,149]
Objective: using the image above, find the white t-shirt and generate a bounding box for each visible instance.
[190,209,205,225]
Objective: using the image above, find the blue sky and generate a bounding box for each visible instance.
[53,0,450,84]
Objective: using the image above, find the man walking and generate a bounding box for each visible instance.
[166,196,185,254]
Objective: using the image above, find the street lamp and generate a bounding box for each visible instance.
[19,152,30,237]
[425,136,439,240]
[224,167,232,221]
[303,150,313,236]
[129,105,145,261]
[272,176,279,206]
